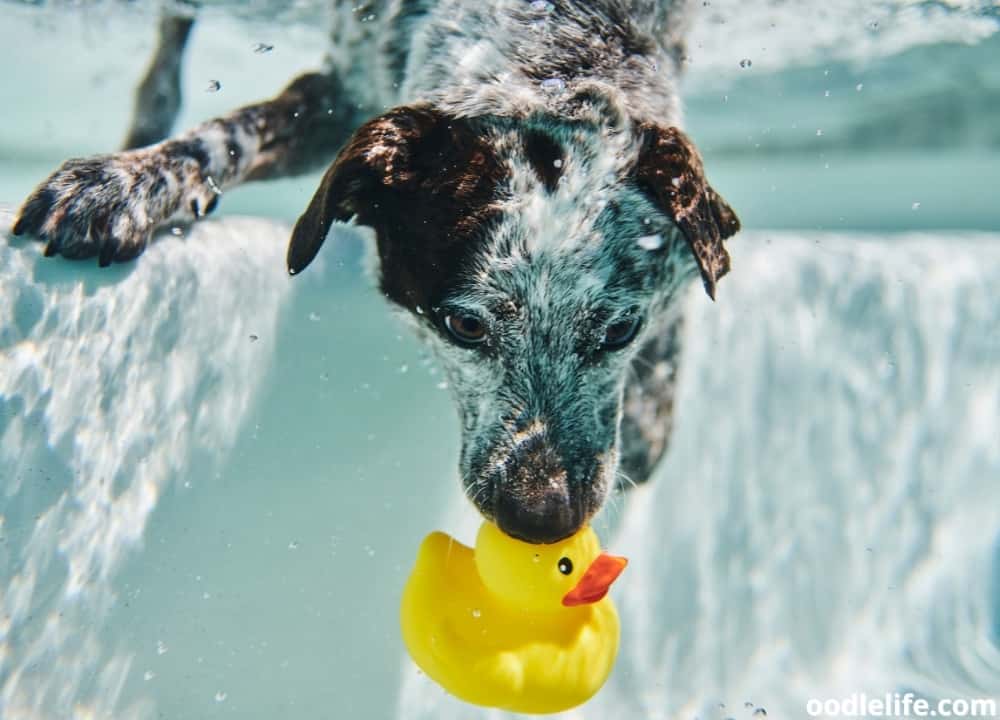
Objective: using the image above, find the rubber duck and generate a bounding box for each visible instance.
[400,521,627,714]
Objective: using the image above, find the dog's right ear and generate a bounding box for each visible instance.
[633,124,740,300]
[286,105,449,275]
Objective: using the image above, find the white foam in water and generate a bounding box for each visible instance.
[397,233,1000,719]
[0,210,293,718]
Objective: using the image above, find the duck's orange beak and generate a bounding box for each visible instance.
[562,553,628,607]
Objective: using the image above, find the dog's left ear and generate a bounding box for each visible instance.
[633,124,740,299]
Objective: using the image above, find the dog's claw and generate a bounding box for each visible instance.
[98,239,116,267]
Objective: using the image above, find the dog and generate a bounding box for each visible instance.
[12,0,739,544]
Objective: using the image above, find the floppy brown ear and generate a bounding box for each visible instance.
[287,105,461,275]
[633,124,740,299]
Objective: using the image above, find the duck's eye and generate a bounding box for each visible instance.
[444,313,487,345]
[557,557,573,575]
[601,315,641,350]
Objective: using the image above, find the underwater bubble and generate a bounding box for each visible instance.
[637,234,665,251]
[249,334,259,342]
[739,58,752,68]
[170,227,183,237]
[288,541,299,550]
[753,709,767,717]
[856,83,864,91]
[215,691,227,702]
[253,43,274,54]
[911,202,921,210]
[308,312,320,322]
[471,608,482,618]
[745,702,754,709]
[540,77,566,92]
[437,381,449,390]
[205,80,221,93]
[816,129,823,136]
[144,671,155,681]
[156,640,168,655]
[530,0,554,11]
[553,158,562,168]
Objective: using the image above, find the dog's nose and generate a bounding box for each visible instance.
[495,485,581,544]
[493,431,582,544]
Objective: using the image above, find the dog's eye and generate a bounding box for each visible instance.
[444,313,487,345]
[558,557,573,575]
[601,316,641,350]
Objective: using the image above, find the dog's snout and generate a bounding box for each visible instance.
[493,431,582,544]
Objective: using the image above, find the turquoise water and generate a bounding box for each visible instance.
[1,2,998,719]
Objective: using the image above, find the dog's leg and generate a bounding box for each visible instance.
[618,313,685,487]
[122,10,196,150]
[14,71,363,265]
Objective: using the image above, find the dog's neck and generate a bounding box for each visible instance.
[399,0,683,126]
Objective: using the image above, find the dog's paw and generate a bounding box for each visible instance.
[12,150,220,266]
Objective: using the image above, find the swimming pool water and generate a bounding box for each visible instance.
[1,2,998,718]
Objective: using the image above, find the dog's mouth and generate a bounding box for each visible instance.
[464,445,616,544]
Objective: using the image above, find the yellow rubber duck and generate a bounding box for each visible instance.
[400,521,627,714]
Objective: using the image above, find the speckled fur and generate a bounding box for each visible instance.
[14,0,737,543]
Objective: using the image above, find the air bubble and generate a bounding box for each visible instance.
[471,608,482,618]
[753,709,768,717]
[253,43,274,54]
[540,77,566,92]
[205,80,221,93]
[215,691,228,703]
[637,234,664,251]
[530,0,554,11]
[739,58,752,68]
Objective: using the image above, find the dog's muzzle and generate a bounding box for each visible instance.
[491,425,584,544]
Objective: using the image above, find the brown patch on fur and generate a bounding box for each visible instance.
[633,124,740,299]
[287,105,507,313]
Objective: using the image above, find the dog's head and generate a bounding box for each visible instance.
[288,103,738,543]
